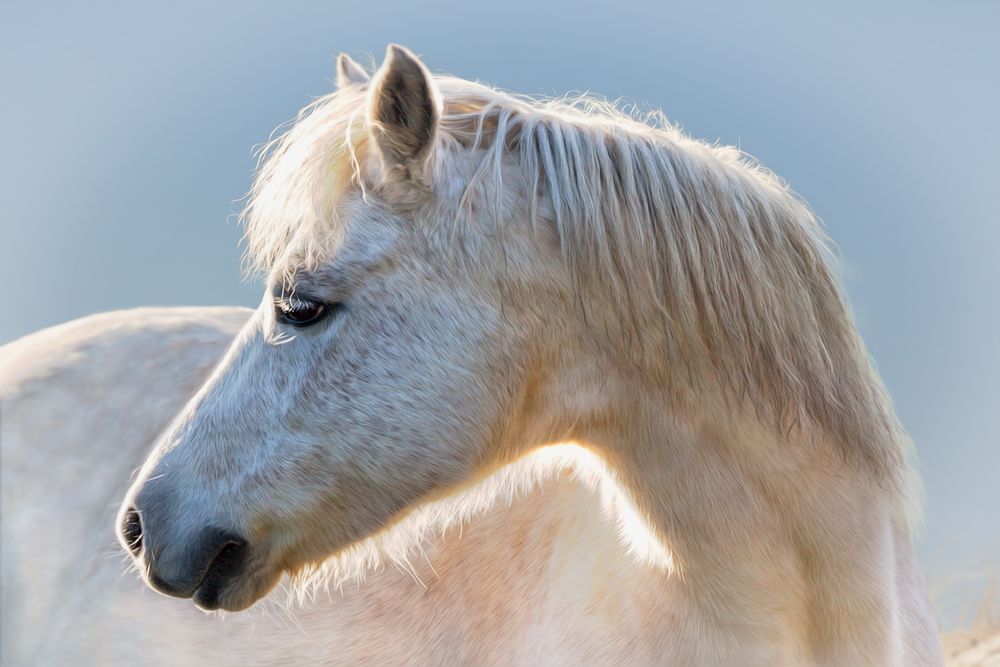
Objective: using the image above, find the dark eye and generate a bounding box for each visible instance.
[275,299,332,327]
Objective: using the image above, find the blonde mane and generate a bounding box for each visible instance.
[242,72,907,484]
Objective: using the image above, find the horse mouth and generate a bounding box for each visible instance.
[191,541,249,611]
[190,551,282,612]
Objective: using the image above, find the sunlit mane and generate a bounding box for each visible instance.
[242,72,908,485]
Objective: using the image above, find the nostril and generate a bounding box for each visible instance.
[121,507,143,557]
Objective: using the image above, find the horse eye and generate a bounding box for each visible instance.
[275,300,331,327]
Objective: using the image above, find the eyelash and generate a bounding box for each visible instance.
[275,295,317,311]
[273,296,336,328]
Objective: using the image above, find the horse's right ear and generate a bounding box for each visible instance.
[367,45,440,177]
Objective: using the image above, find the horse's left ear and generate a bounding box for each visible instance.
[368,45,440,176]
[336,53,370,88]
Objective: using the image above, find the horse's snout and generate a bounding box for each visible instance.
[118,499,249,610]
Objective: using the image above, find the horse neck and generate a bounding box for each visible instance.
[580,386,921,663]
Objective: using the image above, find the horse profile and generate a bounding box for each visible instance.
[1,46,951,664]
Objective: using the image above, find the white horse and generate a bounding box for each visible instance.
[1,46,955,664]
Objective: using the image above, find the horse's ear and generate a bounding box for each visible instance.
[368,44,440,175]
[336,53,370,88]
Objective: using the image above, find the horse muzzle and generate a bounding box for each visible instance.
[118,504,251,611]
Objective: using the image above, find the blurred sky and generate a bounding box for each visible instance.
[1,0,997,627]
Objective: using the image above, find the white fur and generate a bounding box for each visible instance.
[2,45,955,665]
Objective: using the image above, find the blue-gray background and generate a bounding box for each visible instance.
[2,0,996,628]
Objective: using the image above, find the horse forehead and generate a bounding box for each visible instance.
[278,213,405,287]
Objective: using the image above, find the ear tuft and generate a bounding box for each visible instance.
[336,53,370,88]
[368,45,440,173]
